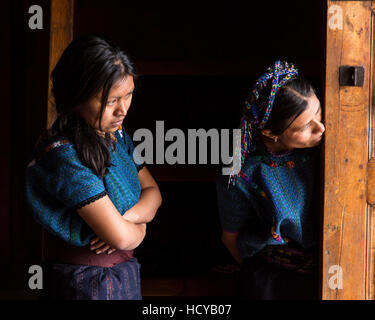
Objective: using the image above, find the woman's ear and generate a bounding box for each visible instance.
[261,129,278,142]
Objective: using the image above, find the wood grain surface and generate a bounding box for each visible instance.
[47,0,74,128]
[324,0,372,300]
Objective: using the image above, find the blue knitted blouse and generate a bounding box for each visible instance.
[216,141,319,260]
[25,126,143,247]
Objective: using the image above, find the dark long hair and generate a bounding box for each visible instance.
[46,35,136,177]
[243,76,316,135]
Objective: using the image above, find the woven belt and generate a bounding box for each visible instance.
[44,231,133,268]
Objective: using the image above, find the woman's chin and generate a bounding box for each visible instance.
[309,138,323,148]
[104,125,121,132]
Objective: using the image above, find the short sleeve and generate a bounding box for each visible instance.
[216,174,252,233]
[122,128,145,172]
[27,143,107,210]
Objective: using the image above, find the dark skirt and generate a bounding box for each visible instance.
[42,257,142,300]
[238,245,319,300]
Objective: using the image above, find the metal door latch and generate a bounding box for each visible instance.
[339,66,364,87]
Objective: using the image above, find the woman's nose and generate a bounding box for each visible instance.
[316,121,325,134]
[116,99,128,116]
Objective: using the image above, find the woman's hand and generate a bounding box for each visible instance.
[78,195,148,251]
[89,223,147,254]
[90,236,117,254]
[221,231,243,264]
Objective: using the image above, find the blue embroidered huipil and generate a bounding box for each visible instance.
[216,142,319,260]
[25,126,143,247]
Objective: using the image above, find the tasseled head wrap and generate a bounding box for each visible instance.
[240,60,298,165]
[228,61,298,186]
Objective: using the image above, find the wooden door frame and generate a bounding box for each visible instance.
[47,0,74,129]
[323,0,373,300]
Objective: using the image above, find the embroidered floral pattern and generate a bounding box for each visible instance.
[31,138,72,164]
[118,125,123,138]
[271,226,291,244]
[238,171,268,199]
[269,161,278,168]
[271,226,283,242]
[253,155,309,168]
[286,161,295,168]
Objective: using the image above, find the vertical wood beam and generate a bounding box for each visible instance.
[365,0,375,301]
[47,0,74,128]
[323,0,371,300]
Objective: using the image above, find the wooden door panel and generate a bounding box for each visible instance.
[367,0,375,301]
[324,0,372,300]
